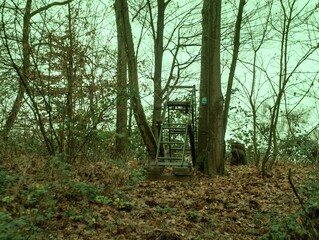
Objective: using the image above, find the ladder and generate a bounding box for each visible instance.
[149,85,197,177]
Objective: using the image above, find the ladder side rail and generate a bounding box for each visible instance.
[167,105,172,158]
[181,123,189,166]
[191,85,196,130]
[155,97,169,163]
[155,123,163,163]
[190,85,197,156]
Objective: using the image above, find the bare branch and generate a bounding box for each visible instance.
[30,0,73,17]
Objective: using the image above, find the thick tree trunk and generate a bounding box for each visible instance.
[116,0,157,159]
[115,0,128,156]
[197,0,224,175]
[150,0,165,142]
[197,0,210,172]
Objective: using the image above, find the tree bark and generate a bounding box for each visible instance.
[65,1,75,161]
[149,0,166,142]
[1,2,54,154]
[115,0,128,156]
[197,0,224,175]
[1,0,32,141]
[115,0,157,159]
[197,0,209,171]
[223,0,246,136]
[1,0,73,142]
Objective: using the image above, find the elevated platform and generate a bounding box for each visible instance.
[147,85,197,179]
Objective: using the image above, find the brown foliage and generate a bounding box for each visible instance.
[1,155,318,239]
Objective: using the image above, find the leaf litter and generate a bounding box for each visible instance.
[1,157,318,240]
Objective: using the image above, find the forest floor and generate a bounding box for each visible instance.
[0,156,319,240]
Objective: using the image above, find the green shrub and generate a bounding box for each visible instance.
[186,210,202,223]
[257,212,312,240]
[48,156,103,201]
[67,180,100,200]
[257,172,319,239]
[94,195,113,205]
[156,206,177,215]
[127,168,146,189]
[0,211,43,240]
[0,165,14,194]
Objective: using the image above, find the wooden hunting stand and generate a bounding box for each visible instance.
[147,85,197,180]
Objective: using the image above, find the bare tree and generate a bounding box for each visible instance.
[115,0,129,156]
[261,0,318,176]
[115,0,157,159]
[0,0,73,144]
[147,0,167,141]
[223,0,246,137]
[198,0,224,175]
[240,1,274,167]
[133,0,201,142]
[1,0,117,160]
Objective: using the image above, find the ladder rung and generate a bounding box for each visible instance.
[157,157,183,161]
[162,124,187,128]
[163,127,186,130]
[170,130,186,135]
[160,141,184,145]
[157,162,192,167]
[166,126,186,129]
[167,101,191,107]
[169,85,195,89]
[170,147,190,151]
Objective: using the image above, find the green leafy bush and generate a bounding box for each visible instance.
[186,210,202,223]
[127,168,146,189]
[257,213,310,240]
[0,211,43,240]
[0,165,14,194]
[94,195,113,205]
[156,206,177,215]
[48,156,102,201]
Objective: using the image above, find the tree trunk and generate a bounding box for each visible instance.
[197,0,210,172]
[149,0,166,142]
[65,1,75,161]
[223,0,246,136]
[1,0,73,144]
[198,0,224,175]
[1,82,25,141]
[1,0,32,141]
[115,0,157,159]
[262,0,292,176]
[115,0,128,156]
[250,51,259,167]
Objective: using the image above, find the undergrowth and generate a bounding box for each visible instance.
[1,153,318,239]
[257,171,319,239]
[0,155,140,239]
